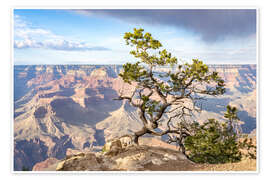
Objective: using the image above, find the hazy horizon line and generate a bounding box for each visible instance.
[13,63,257,66]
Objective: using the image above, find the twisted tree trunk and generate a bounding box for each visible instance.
[134,126,148,144]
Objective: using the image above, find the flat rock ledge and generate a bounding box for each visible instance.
[55,145,196,171]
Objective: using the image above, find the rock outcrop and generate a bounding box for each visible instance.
[33,139,256,171]
[32,157,60,171]
[54,145,194,171]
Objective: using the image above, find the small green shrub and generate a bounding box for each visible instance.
[184,119,242,164]
[184,105,256,164]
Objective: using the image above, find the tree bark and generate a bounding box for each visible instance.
[134,126,148,145]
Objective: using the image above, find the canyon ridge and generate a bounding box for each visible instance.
[13,64,256,171]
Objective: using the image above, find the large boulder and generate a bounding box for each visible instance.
[103,135,134,156]
[103,139,122,156]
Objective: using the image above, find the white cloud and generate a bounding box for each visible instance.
[14,38,109,51]
[14,15,109,51]
[15,28,52,39]
[14,14,27,28]
[14,39,40,49]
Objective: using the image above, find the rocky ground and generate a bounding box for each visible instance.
[197,158,256,171]
[36,145,197,171]
[32,137,257,172]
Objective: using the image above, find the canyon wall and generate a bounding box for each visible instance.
[13,64,256,171]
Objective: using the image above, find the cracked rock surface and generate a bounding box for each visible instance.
[54,145,196,171]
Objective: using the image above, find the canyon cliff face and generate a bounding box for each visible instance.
[190,65,256,134]
[13,64,256,171]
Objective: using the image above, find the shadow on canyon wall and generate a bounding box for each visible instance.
[198,97,256,133]
[14,138,48,171]
[14,136,75,171]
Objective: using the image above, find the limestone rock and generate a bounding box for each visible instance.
[163,153,178,161]
[119,135,134,148]
[51,145,215,171]
[114,152,146,170]
[56,153,101,171]
[32,157,60,171]
[151,158,164,165]
[104,139,123,156]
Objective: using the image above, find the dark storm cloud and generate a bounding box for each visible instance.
[77,9,256,42]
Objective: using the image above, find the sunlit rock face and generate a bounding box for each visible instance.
[197,65,256,133]
[13,64,256,171]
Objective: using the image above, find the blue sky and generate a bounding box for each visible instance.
[13,9,257,65]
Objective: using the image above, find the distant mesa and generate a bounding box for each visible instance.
[90,68,108,78]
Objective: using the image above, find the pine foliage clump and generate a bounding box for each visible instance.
[184,105,256,164]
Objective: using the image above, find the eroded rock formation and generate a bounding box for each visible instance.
[14,64,256,171]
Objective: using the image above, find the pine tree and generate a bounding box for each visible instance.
[116,28,225,147]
